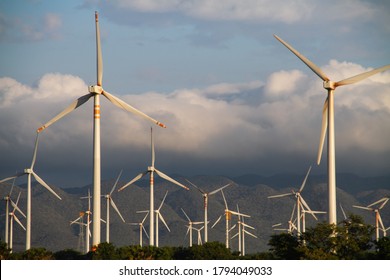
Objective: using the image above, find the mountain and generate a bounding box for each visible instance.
[0,173,389,254]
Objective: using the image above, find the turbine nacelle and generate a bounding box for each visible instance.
[323,80,336,90]
[24,168,33,174]
[148,166,155,172]
[88,85,103,94]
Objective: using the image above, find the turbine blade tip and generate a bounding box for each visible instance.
[37,126,45,133]
[157,122,166,128]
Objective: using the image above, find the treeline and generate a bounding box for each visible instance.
[1,215,389,260]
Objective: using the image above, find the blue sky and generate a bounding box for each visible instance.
[1,0,390,187]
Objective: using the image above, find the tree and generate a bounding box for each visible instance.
[268,233,302,259]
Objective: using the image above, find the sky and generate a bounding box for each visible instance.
[0,0,389,188]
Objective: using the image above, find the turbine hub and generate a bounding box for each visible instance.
[24,168,33,174]
[323,80,336,90]
[88,85,103,94]
[148,166,155,172]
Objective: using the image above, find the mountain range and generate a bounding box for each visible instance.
[1,172,389,254]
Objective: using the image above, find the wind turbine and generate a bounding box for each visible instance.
[70,211,87,253]
[8,192,26,253]
[76,189,92,253]
[118,128,189,246]
[102,170,126,243]
[274,34,390,226]
[186,179,232,243]
[231,205,257,256]
[213,190,250,249]
[128,212,149,247]
[2,178,16,248]
[353,197,389,241]
[300,207,326,234]
[193,226,204,245]
[181,208,204,247]
[36,12,166,248]
[268,166,313,235]
[154,191,170,247]
[0,133,62,250]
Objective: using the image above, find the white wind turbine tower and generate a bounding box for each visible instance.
[36,12,166,248]
[353,197,389,241]
[213,190,250,249]
[102,170,126,243]
[118,128,189,246]
[274,34,390,226]
[128,212,149,247]
[181,208,204,247]
[268,166,313,235]
[8,192,26,253]
[186,179,232,243]
[231,205,257,256]
[2,178,16,248]
[0,134,62,250]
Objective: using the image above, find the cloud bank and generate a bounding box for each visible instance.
[1,59,389,186]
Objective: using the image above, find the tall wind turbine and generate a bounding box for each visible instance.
[268,166,313,235]
[102,170,126,243]
[8,192,26,253]
[186,179,232,243]
[128,212,149,247]
[118,128,189,246]
[213,190,250,248]
[181,208,204,247]
[0,134,62,250]
[274,35,390,225]
[353,197,389,241]
[36,12,166,248]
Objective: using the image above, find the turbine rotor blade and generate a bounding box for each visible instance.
[110,199,126,223]
[274,34,329,82]
[32,172,62,200]
[212,215,222,228]
[209,183,233,196]
[154,169,189,190]
[102,90,166,128]
[317,97,328,165]
[340,204,348,220]
[158,213,171,232]
[95,11,103,86]
[30,133,40,169]
[118,170,148,192]
[185,179,205,194]
[335,64,390,87]
[158,191,168,211]
[353,205,373,211]
[299,166,312,193]
[37,93,93,133]
[14,215,26,231]
[110,169,123,195]
[151,127,155,167]
[268,193,293,199]
[181,208,191,222]
[0,173,24,184]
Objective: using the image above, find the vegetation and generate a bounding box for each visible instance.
[1,215,389,260]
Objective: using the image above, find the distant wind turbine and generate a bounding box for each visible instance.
[353,197,389,241]
[36,12,166,248]
[274,34,390,226]
[231,205,257,256]
[0,133,62,250]
[181,208,204,247]
[118,128,189,246]
[186,179,232,243]
[128,212,149,247]
[3,178,16,248]
[8,192,26,253]
[102,170,126,243]
[268,166,313,235]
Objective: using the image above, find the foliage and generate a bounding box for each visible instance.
[1,215,388,260]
